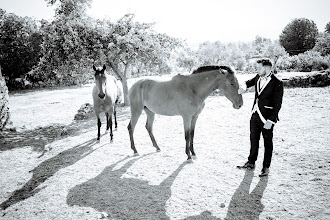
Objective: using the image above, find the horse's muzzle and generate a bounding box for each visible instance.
[233,97,243,109]
[98,93,105,99]
[233,104,242,109]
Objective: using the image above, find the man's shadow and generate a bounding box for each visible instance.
[225,171,269,220]
[0,138,98,210]
[67,155,188,219]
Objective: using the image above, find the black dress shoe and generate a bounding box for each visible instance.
[259,168,269,177]
[237,161,255,170]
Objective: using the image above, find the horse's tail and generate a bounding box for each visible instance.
[115,80,124,104]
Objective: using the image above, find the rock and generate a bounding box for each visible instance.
[220,203,225,208]
[74,103,94,120]
[0,68,15,132]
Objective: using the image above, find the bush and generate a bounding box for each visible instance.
[277,51,329,72]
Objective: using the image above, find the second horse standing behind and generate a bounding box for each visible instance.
[92,65,123,142]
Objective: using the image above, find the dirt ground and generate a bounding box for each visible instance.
[0,77,329,219]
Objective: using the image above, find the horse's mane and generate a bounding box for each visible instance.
[192,65,234,74]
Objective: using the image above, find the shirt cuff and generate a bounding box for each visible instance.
[267,119,275,124]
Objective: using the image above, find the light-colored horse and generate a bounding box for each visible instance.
[92,65,123,141]
[127,65,243,160]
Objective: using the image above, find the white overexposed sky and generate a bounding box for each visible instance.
[1,0,330,45]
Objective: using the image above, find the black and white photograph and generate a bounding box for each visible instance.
[0,0,329,219]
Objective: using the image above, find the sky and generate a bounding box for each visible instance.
[1,0,330,45]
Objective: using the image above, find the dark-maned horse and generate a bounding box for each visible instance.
[92,65,123,142]
[127,65,243,160]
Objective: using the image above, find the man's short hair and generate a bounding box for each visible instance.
[256,58,273,67]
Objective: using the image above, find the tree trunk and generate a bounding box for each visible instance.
[108,60,131,106]
[123,63,131,106]
[121,77,129,106]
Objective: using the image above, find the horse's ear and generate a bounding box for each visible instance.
[93,65,97,71]
[102,65,106,71]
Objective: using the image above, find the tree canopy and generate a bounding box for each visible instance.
[279,18,318,55]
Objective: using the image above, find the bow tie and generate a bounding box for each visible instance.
[260,76,268,81]
[260,72,272,79]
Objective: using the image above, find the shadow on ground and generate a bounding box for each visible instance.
[224,171,269,220]
[0,138,98,210]
[0,105,131,152]
[184,211,221,220]
[67,155,188,219]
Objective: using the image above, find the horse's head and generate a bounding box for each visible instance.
[93,65,107,99]
[217,66,243,109]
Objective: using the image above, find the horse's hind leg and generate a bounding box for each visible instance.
[128,105,143,155]
[144,107,160,152]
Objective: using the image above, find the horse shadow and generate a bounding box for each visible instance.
[224,171,269,220]
[0,105,129,153]
[67,156,188,219]
[0,138,98,210]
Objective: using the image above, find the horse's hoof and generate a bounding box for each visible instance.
[133,152,139,157]
[191,155,197,160]
[156,149,161,152]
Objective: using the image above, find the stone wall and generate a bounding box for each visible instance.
[0,67,14,132]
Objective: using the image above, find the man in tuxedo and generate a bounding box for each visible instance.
[237,58,284,177]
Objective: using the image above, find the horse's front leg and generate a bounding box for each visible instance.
[185,130,192,160]
[97,117,101,141]
[190,114,200,159]
[108,111,113,142]
[183,116,192,160]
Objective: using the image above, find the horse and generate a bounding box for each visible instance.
[127,65,243,160]
[92,65,123,141]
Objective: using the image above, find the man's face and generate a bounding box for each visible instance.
[257,63,270,76]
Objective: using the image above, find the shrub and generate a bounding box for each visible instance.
[277,51,329,72]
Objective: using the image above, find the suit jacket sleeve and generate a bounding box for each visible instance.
[268,80,284,123]
[246,75,258,88]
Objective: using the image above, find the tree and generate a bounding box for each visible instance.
[313,32,330,56]
[177,47,198,72]
[262,40,287,71]
[0,10,43,88]
[325,22,330,34]
[252,36,272,56]
[45,0,91,17]
[279,18,318,55]
[102,14,181,105]
[33,0,97,85]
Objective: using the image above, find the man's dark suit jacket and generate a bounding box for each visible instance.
[246,74,284,123]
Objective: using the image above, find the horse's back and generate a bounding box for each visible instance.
[128,77,187,116]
